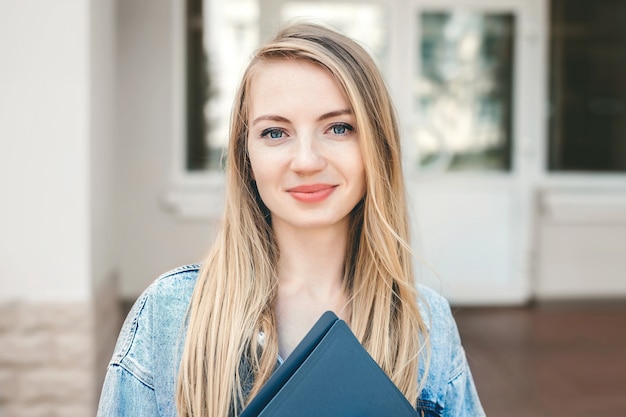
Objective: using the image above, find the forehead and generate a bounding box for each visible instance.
[247,59,352,116]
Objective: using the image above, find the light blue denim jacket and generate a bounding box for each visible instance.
[97,264,485,416]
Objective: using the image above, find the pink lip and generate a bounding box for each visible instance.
[287,184,337,203]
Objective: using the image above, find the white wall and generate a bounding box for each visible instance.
[116,0,217,298]
[535,188,626,299]
[0,0,218,301]
[0,0,91,301]
[91,0,118,292]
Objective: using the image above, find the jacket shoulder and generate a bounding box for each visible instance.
[107,264,200,387]
[416,284,485,416]
[415,284,459,395]
[150,264,201,305]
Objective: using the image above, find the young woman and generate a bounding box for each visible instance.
[97,23,485,417]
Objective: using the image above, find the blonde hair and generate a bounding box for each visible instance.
[177,23,429,417]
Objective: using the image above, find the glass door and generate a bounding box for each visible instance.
[416,12,514,173]
[402,0,545,304]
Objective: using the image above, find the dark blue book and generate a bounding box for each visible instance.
[240,311,419,417]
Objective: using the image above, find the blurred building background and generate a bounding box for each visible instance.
[0,0,624,416]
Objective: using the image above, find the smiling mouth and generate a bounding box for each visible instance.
[287,184,337,203]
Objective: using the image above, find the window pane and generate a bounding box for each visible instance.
[549,0,626,172]
[187,0,258,171]
[415,12,515,172]
[186,0,207,171]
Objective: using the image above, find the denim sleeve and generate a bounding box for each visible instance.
[418,284,486,417]
[442,344,486,417]
[97,285,160,416]
[441,305,486,417]
[97,364,159,416]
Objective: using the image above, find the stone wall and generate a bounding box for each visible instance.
[0,302,95,417]
[0,275,120,417]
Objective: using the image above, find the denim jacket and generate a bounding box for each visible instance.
[97,264,485,416]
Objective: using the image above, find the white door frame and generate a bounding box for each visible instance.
[389,0,548,304]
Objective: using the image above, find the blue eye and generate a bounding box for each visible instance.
[330,123,354,136]
[261,128,286,139]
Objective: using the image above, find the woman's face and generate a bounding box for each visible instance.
[247,59,366,234]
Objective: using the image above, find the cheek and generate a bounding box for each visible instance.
[248,147,274,196]
[247,142,262,181]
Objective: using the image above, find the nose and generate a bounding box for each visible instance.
[290,134,327,175]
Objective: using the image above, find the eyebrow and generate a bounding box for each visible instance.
[251,115,290,126]
[251,108,353,126]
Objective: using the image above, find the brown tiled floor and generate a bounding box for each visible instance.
[454,304,626,417]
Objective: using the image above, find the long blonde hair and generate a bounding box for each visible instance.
[177,23,429,417]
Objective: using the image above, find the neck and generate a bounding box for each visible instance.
[274,223,348,291]
[272,222,352,358]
